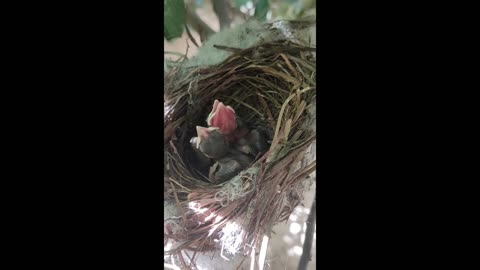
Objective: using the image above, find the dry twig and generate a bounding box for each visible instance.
[297,191,316,270]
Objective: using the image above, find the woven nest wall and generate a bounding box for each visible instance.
[164,34,316,262]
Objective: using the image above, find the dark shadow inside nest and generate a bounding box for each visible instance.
[179,96,275,184]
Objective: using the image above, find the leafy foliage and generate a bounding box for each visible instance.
[233,0,249,8]
[254,0,269,21]
[164,0,186,40]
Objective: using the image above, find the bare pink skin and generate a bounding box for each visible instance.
[207,100,237,136]
[206,99,255,144]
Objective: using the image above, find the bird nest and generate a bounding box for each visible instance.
[164,39,316,264]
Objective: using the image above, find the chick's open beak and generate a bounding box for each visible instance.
[195,126,209,148]
[206,99,237,135]
[195,126,219,148]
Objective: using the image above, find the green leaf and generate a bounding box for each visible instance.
[234,0,249,8]
[254,0,269,21]
[164,0,185,41]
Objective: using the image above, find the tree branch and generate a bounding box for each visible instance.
[212,0,232,30]
[298,191,316,270]
[185,3,215,43]
[184,23,199,48]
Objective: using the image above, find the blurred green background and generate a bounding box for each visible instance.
[164,0,315,59]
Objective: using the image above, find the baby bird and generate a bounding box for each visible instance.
[233,129,268,158]
[208,147,253,183]
[206,99,251,143]
[195,126,253,183]
[195,126,229,159]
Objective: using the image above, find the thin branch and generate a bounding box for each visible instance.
[235,255,247,270]
[184,23,200,48]
[258,235,269,270]
[212,0,231,30]
[185,3,215,42]
[165,51,187,57]
[298,191,316,270]
[250,245,256,270]
[212,44,242,52]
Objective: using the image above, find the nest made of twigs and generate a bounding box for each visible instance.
[164,39,316,263]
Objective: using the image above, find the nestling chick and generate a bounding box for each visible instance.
[207,100,237,136]
[189,136,212,173]
[209,149,253,183]
[206,99,269,158]
[206,99,250,143]
[195,126,229,159]
[233,129,268,157]
[195,125,253,183]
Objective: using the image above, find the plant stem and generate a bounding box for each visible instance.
[185,3,215,42]
[212,0,231,30]
[298,191,316,270]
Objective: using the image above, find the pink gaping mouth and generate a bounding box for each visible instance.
[206,99,237,135]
